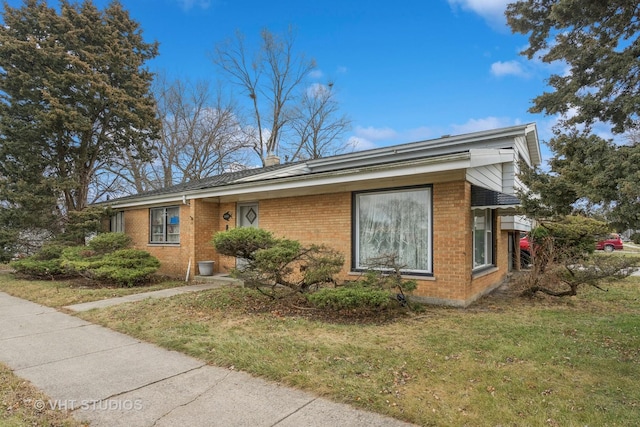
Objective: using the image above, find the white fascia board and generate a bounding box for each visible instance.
[525,123,542,166]
[106,152,472,209]
[468,148,515,167]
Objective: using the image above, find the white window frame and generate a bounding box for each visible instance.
[354,186,432,275]
[150,206,180,244]
[472,208,494,269]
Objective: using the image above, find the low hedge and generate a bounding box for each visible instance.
[10,233,160,286]
[11,258,66,278]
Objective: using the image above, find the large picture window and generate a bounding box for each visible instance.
[472,209,494,269]
[150,206,180,243]
[354,187,432,274]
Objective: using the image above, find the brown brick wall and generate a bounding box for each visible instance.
[258,194,352,269]
[427,181,472,301]
[190,199,218,276]
[212,202,238,274]
[468,218,509,299]
[124,204,190,279]
[119,179,510,305]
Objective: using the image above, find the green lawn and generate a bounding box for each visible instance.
[76,278,640,426]
[2,271,639,426]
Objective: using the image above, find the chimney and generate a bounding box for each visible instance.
[265,153,280,166]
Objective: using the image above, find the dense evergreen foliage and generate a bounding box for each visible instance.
[11,232,160,286]
[0,0,159,254]
[507,1,640,228]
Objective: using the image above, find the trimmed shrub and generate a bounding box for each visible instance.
[212,227,344,295]
[307,285,392,310]
[518,215,638,298]
[212,227,276,260]
[10,233,160,287]
[358,269,418,294]
[631,233,640,245]
[11,258,65,277]
[60,246,100,275]
[11,243,69,277]
[539,216,608,259]
[90,249,161,287]
[33,243,68,261]
[87,232,131,254]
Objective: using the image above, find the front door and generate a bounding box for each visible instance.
[238,203,259,228]
[236,203,259,267]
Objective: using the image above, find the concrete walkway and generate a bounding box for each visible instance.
[62,282,230,312]
[0,291,414,427]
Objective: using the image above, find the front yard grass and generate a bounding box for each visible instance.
[0,270,187,308]
[71,276,640,427]
[1,267,638,426]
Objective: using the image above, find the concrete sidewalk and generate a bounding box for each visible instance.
[0,291,414,427]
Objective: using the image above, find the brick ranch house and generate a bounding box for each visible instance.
[102,123,541,307]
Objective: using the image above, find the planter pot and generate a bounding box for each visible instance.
[197,261,215,276]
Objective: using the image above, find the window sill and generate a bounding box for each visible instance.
[348,271,435,281]
[472,266,498,278]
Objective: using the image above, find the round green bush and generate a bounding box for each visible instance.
[91,249,160,287]
[88,232,132,254]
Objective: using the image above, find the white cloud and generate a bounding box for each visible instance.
[447,0,511,28]
[404,126,436,141]
[347,126,438,151]
[451,116,519,135]
[173,0,211,11]
[348,136,378,152]
[490,60,528,77]
[308,69,324,79]
[355,126,398,141]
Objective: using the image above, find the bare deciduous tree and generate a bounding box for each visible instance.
[288,82,352,161]
[212,27,317,165]
[104,75,253,196]
[152,76,251,186]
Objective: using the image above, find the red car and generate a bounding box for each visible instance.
[520,234,531,267]
[595,233,623,252]
[519,232,623,263]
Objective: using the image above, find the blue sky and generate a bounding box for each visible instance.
[4,0,573,162]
